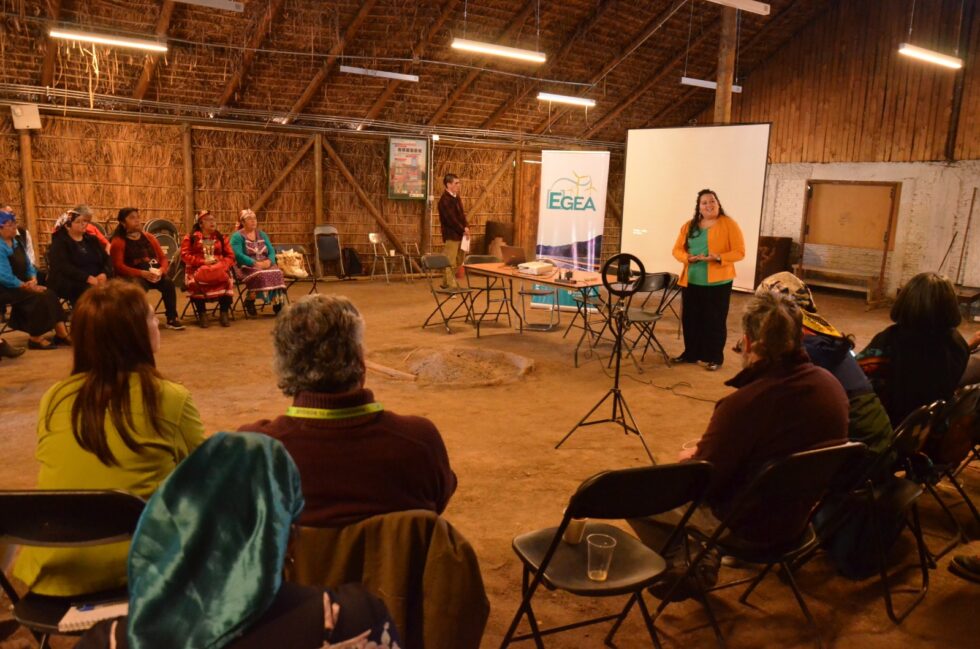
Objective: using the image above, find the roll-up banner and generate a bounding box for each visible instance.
[534,150,610,309]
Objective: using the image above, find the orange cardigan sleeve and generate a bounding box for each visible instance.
[715,216,745,264]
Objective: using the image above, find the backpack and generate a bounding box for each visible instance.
[341,247,363,277]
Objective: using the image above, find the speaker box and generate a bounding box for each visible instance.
[10,104,41,130]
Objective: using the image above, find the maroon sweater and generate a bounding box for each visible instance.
[437,191,467,241]
[693,352,848,543]
[239,388,457,527]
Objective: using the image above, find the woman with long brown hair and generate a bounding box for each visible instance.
[670,189,745,371]
[13,280,205,597]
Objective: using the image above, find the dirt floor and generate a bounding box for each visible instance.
[1,276,978,648]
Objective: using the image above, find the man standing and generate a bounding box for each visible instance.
[437,173,468,288]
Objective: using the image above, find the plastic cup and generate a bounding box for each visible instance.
[587,533,616,582]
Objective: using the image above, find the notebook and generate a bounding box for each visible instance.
[58,600,129,632]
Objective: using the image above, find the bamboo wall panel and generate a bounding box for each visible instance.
[29,118,184,253]
[696,0,976,163]
[0,118,21,214]
[954,0,980,159]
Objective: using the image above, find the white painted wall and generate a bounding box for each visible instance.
[761,160,980,294]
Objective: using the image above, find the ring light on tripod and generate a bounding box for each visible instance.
[602,253,646,298]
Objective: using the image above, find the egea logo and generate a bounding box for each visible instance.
[547,172,597,211]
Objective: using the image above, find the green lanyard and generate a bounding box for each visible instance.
[286,402,384,420]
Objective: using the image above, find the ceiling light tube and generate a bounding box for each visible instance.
[537,92,595,107]
[680,76,743,93]
[898,43,963,70]
[339,65,419,83]
[49,29,167,52]
[451,38,546,63]
[705,0,771,15]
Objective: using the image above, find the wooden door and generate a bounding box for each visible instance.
[515,157,541,255]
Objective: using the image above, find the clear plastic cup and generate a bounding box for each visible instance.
[587,533,616,582]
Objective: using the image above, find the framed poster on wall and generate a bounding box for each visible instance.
[387,137,428,200]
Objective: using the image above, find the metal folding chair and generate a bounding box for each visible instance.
[420,254,475,334]
[368,233,409,284]
[275,244,318,297]
[313,225,345,279]
[463,254,512,337]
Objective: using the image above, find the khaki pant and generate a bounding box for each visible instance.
[441,238,462,288]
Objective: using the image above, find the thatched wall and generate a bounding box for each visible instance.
[2,114,632,269]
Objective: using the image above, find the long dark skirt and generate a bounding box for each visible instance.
[0,286,65,336]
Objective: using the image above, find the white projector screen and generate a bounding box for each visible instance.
[621,124,770,292]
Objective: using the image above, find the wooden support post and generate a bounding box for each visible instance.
[314,133,324,225]
[321,138,422,273]
[251,137,315,213]
[512,149,523,243]
[714,7,737,124]
[17,131,39,250]
[182,124,194,233]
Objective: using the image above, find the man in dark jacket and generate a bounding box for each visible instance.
[437,173,468,288]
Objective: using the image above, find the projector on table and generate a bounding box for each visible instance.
[517,261,555,276]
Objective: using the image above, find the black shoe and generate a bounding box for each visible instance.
[165,319,185,331]
[0,340,25,358]
[51,335,72,347]
[219,311,231,327]
[949,555,980,584]
[670,355,694,364]
[705,362,722,372]
[197,313,209,328]
[273,302,283,315]
[244,300,257,317]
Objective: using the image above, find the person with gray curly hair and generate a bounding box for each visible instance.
[239,294,457,527]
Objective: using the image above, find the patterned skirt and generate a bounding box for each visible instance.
[185,266,234,300]
[238,266,286,293]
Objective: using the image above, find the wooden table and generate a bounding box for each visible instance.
[463,263,610,362]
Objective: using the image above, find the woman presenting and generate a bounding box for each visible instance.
[671,189,745,371]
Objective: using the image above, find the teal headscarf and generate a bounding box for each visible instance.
[126,432,304,649]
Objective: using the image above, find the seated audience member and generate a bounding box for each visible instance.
[1,203,43,284]
[181,209,235,328]
[0,336,24,361]
[61,204,111,255]
[12,280,205,596]
[0,209,70,350]
[110,207,184,330]
[757,273,894,461]
[77,433,401,649]
[961,330,980,386]
[230,208,286,316]
[46,209,112,305]
[631,291,849,548]
[857,272,969,426]
[239,294,457,527]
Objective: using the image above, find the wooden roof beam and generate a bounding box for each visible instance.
[580,19,718,139]
[480,0,615,130]
[217,0,287,108]
[362,0,460,123]
[533,0,690,135]
[287,0,379,119]
[39,0,63,87]
[132,1,177,100]
[426,0,537,126]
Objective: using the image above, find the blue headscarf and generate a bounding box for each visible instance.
[0,210,14,226]
[126,432,304,649]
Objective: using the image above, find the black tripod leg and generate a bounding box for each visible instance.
[616,391,655,464]
[556,389,614,449]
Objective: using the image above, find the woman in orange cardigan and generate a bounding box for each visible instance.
[671,189,745,370]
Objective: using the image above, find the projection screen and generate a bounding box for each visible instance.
[621,124,771,292]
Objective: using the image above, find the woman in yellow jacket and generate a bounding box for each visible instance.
[671,189,745,370]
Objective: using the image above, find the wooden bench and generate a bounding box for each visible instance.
[793,264,880,304]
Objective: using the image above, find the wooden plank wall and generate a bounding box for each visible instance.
[695,0,978,163]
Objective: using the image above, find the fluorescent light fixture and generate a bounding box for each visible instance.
[451,38,546,63]
[537,92,595,107]
[680,76,743,93]
[898,43,963,70]
[49,29,167,52]
[173,0,243,11]
[431,134,440,141]
[271,116,289,125]
[705,0,770,15]
[339,65,419,83]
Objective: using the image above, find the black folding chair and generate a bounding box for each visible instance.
[500,462,714,649]
[313,225,345,279]
[463,254,511,337]
[655,443,867,645]
[420,254,475,334]
[0,490,146,649]
[798,403,939,623]
[622,272,678,368]
[275,244,318,297]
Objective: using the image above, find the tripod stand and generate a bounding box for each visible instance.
[555,254,656,463]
